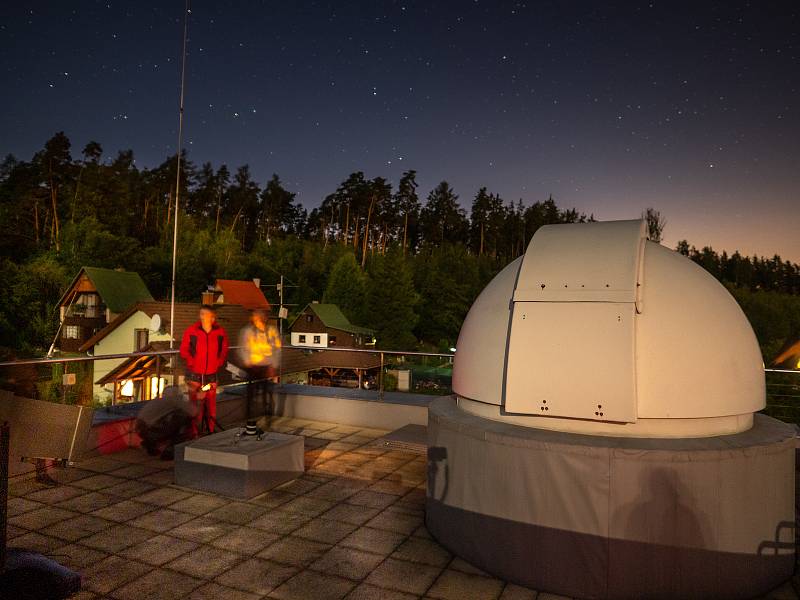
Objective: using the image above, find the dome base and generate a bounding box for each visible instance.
[458,396,754,438]
[427,396,795,599]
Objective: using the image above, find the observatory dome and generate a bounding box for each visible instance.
[453,219,765,437]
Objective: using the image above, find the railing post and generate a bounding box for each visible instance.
[0,421,9,571]
[379,352,384,401]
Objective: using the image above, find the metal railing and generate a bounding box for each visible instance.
[0,345,456,406]
[764,368,800,424]
[2,351,799,421]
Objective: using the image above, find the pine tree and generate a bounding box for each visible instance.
[364,250,419,349]
[419,181,468,247]
[323,252,367,323]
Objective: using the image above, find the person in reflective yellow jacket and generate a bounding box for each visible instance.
[238,309,281,419]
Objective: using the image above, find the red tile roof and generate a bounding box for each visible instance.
[216,279,270,311]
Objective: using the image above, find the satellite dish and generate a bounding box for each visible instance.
[149,314,162,333]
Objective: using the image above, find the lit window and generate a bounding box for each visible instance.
[313,335,321,344]
[120,380,134,397]
[299,335,306,343]
[63,325,80,339]
[150,376,165,398]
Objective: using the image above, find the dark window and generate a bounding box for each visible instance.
[134,329,149,351]
[313,335,321,344]
[305,315,313,323]
[299,334,306,343]
[329,335,337,346]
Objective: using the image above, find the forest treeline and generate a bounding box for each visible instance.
[0,133,798,359]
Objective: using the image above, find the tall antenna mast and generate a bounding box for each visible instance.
[170,0,190,349]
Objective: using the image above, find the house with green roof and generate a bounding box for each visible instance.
[288,302,375,349]
[55,266,154,353]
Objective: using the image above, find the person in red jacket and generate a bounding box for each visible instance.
[179,304,229,437]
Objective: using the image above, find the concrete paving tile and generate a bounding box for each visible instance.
[91,499,156,522]
[293,517,358,545]
[140,470,176,485]
[346,490,398,510]
[185,582,262,600]
[280,495,336,517]
[81,523,155,553]
[47,543,108,570]
[119,534,200,566]
[215,557,299,595]
[41,514,115,541]
[249,488,296,508]
[169,493,230,515]
[9,506,79,530]
[257,535,331,567]
[391,537,452,568]
[24,485,87,504]
[274,477,323,495]
[209,526,281,554]
[345,582,417,600]
[340,526,406,555]
[58,491,117,513]
[412,525,433,539]
[321,502,382,526]
[269,569,356,600]
[8,478,48,497]
[365,557,441,595]
[6,496,44,517]
[166,544,247,579]
[65,590,98,600]
[449,556,491,576]
[109,568,203,600]
[102,479,158,499]
[168,515,239,543]
[72,474,127,491]
[205,501,267,524]
[365,509,422,535]
[307,482,362,502]
[81,555,151,595]
[106,448,153,464]
[109,463,162,479]
[427,568,505,600]
[6,531,67,554]
[312,545,385,581]
[499,583,539,599]
[77,457,129,473]
[249,509,312,535]
[137,486,193,506]
[129,508,196,532]
[367,479,417,496]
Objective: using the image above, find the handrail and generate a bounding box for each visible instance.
[0,345,455,368]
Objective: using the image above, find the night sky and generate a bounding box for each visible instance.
[1,2,798,260]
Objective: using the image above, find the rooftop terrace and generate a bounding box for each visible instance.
[7,416,548,600]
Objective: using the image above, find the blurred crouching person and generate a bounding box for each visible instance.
[135,385,197,460]
[239,308,281,419]
[180,304,229,437]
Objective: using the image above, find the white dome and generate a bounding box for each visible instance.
[453,219,765,437]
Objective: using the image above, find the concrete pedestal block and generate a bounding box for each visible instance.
[426,396,796,600]
[175,429,304,498]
